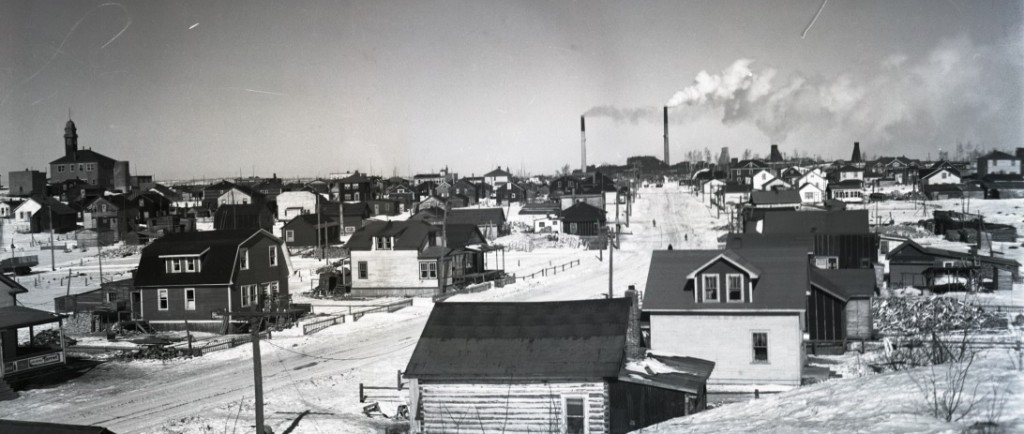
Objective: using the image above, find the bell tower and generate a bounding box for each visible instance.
[64,118,78,160]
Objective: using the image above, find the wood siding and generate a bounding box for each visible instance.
[418,381,608,434]
[813,234,878,269]
[608,381,700,434]
[845,299,872,339]
[807,287,844,341]
[139,285,228,321]
[650,313,802,386]
[350,250,438,290]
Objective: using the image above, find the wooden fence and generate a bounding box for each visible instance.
[974,304,1024,314]
[301,298,414,335]
[520,259,582,280]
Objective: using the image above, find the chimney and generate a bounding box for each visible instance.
[580,116,587,171]
[663,106,670,166]
[851,142,862,163]
[624,285,645,361]
[770,144,783,162]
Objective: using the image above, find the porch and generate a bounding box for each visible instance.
[1,306,67,379]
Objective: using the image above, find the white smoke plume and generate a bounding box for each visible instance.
[582,105,660,124]
[586,35,1022,156]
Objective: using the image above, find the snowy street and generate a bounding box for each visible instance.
[0,185,725,433]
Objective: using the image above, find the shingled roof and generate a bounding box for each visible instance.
[644,248,810,312]
[133,229,273,287]
[560,202,606,223]
[446,208,506,226]
[761,210,870,234]
[346,221,437,251]
[49,149,116,165]
[809,268,877,301]
[405,299,632,380]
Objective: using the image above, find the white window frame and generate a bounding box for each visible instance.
[158,288,169,311]
[185,257,198,273]
[106,292,117,303]
[241,284,257,307]
[752,331,769,364]
[419,261,437,279]
[269,246,278,267]
[171,259,182,273]
[285,229,294,242]
[726,273,744,302]
[184,288,196,311]
[561,395,588,434]
[357,261,368,279]
[240,248,249,270]
[702,274,720,302]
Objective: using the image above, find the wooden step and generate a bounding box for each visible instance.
[0,378,19,401]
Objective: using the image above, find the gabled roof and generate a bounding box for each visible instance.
[809,268,876,301]
[838,165,863,172]
[560,202,606,222]
[446,208,506,226]
[885,240,1020,267]
[443,223,487,248]
[750,189,801,205]
[346,221,437,251]
[0,273,29,296]
[21,196,77,215]
[49,149,116,165]
[733,159,767,169]
[721,183,752,194]
[134,229,274,287]
[484,167,513,177]
[684,250,763,280]
[979,150,1019,161]
[282,213,339,229]
[335,172,372,183]
[519,203,561,215]
[405,299,632,380]
[203,180,236,191]
[644,248,810,312]
[618,353,715,395]
[920,162,960,180]
[829,179,864,189]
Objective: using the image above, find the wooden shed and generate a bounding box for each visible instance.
[404,295,713,433]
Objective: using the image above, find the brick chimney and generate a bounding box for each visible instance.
[624,285,645,361]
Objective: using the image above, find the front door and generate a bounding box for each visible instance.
[131,291,142,319]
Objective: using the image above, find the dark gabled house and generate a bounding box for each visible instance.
[281,214,341,248]
[735,209,878,269]
[446,208,508,239]
[560,202,605,236]
[414,181,437,202]
[450,179,480,204]
[977,150,1021,177]
[53,278,134,331]
[201,180,237,209]
[12,196,78,233]
[336,202,371,234]
[149,183,182,202]
[334,171,376,202]
[384,184,416,212]
[808,268,877,342]
[132,229,291,333]
[405,295,713,434]
[1,274,68,386]
[729,159,768,184]
[749,189,801,209]
[886,240,1020,291]
[365,199,401,216]
[548,175,582,197]
[495,182,528,204]
[213,204,274,232]
[82,194,138,244]
[131,191,174,222]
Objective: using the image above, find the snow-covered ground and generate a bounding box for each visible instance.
[0,184,728,433]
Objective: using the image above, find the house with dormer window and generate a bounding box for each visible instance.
[132,229,290,333]
[643,247,809,387]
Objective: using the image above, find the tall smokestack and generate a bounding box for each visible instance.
[770,144,782,162]
[851,141,862,163]
[663,106,670,166]
[580,116,587,171]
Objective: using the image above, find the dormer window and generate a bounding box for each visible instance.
[702,274,719,302]
[727,274,744,302]
[375,236,393,250]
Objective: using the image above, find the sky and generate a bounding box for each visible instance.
[1,0,1021,181]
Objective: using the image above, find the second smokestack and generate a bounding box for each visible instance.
[581,116,587,172]
[663,106,670,166]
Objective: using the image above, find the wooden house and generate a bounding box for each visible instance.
[560,202,606,236]
[644,248,811,386]
[201,180,237,209]
[334,171,376,202]
[53,278,134,332]
[1,274,67,387]
[729,159,768,184]
[446,208,508,240]
[217,185,264,207]
[281,214,341,248]
[886,240,1020,291]
[749,189,801,210]
[213,204,274,232]
[275,191,321,221]
[414,181,437,202]
[808,268,877,343]
[450,179,480,205]
[918,161,961,187]
[339,202,371,234]
[13,196,78,233]
[132,229,291,333]
[977,150,1021,176]
[384,184,416,212]
[347,221,487,297]
[483,167,513,188]
[82,195,138,244]
[826,180,864,203]
[495,182,528,204]
[133,191,173,221]
[549,175,583,197]
[0,199,23,218]
[366,199,401,216]
[405,295,714,434]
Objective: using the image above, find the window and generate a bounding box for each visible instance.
[268,246,278,267]
[57,165,65,173]
[344,194,352,201]
[375,237,392,250]
[241,285,258,307]
[268,281,280,301]
[240,248,249,270]
[171,259,182,273]
[753,332,769,362]
[419,261,437,279]
[285,230,294,242]
[185,258,197,273]
[942,260,955,268]
[727,274,743,302]
[70,164,75,172]
[100,204,108,213]
[86,163,95,172]
[569,223,578,233]
[184,288,196,310]
[158,289,169,311]
[703,274,719,301]
[106,292,117,303]
[354,192,361,201]
[564,397,586,434]
[358,261,368,279]
[941,172,947,179]
[804,192,814,200]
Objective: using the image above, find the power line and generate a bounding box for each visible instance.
[262,339,417,362]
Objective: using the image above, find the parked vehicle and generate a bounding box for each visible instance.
[0,255,39,275]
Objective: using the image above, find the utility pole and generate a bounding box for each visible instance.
[49,203,56,271]
[608,191,619,299]
[225,311,278,434]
